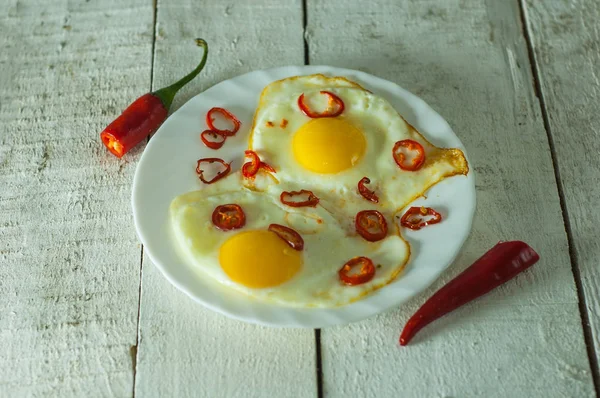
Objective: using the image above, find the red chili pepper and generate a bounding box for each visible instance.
[200,130,227,150]
[297,91,345,118]
[393,139,426,171]
[212,204,246,231]
[400,206,442,230]
[358,177,379,203]
[280,190,320,207]
[268,224,304,251]
[399,241,540,346]
[241,150,275,179]
[100,39,209,158]
[355,210,388,242]
[206,107,241,137]
[339,256,376,286]
[196,158,231,184]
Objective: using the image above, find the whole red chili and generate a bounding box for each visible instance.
[280,190,320,207]
[200,130,227,150]
[100,39,209,158]
[196,158,231,184]
[399,241,540,346]
[400,206,442,230]
[338,256,376,286]
[212,204,246,231]
[393,139,426,171]
[297,91,345,118]
[358,177,379,203]
[268,224,304,251]
[355,210,388,242]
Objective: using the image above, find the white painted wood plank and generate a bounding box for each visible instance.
[306,0,596,396]
[0,0,153,396]
[133,1,317,397]
[522,0,600,382]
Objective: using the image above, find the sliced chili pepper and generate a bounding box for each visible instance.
[206,107,241,136]
[400,206,442,230]
[355,210,388,242]
[280,190,320,208]
[242,150,275,179]
[241,150,260,178]
[393,139,426,171]
[358,177,379,203]
[339,256,376,286]
[268,224,304,251]
[100,39,208,158]
[297,91,345,118]
[211,204,246,231]
[200,129,227,150]
[399,241,540,345]
[196,157,231,184]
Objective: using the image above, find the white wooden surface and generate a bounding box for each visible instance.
[133,1,317,397]
[307,0,596,396]
[0,0,152,396]
[1,0,598,397]
[522,0,600,382]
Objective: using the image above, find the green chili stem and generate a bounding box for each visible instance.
[153,38,208,110]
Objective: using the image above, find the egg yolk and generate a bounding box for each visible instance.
[219,230,302,288]
[292,118,366,174]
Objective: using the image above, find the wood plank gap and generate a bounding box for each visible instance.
[150,0,159,92]
[132,246,143,398]
[133,1,159,396]
[314,329,323,398]
[302,0,310,64]
[517,0,600,392]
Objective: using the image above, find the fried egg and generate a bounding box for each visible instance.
[169,172,410,307]
[248,74,468,215]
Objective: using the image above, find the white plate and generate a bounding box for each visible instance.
[132,66,476,328]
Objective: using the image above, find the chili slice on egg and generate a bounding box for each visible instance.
[400,206,442,230]
[268,224,304,251]
[339,256,376,286]
[196,157,231,184]
[206,107,241,136]
[355,210,388,242]
[280,189,320,207]
[242,150,276,179]
[358,177,379,203]
[297,91,345,118]
[212,204,246,231]
[393,139,425,171]
[200,130,227,150]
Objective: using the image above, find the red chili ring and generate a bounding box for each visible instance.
[268,224,304,251]
[358,177,379,203]
[242,150,276,179]
[196,158,232,184]
[297,91,345,118]
[355,210,388,242]
[280,190,320,208]
[206,107,241,136]
[339,256,376,286]
[393,139,426,171]
[211,204,246,231]
[200,129,227,150]
[400,206,442,230]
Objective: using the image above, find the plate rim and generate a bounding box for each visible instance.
[132,64,476,328]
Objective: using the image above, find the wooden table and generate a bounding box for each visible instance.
[2,0,599,396]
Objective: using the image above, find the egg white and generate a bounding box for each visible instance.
[248,75,468,216]
[169,173,410,308]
